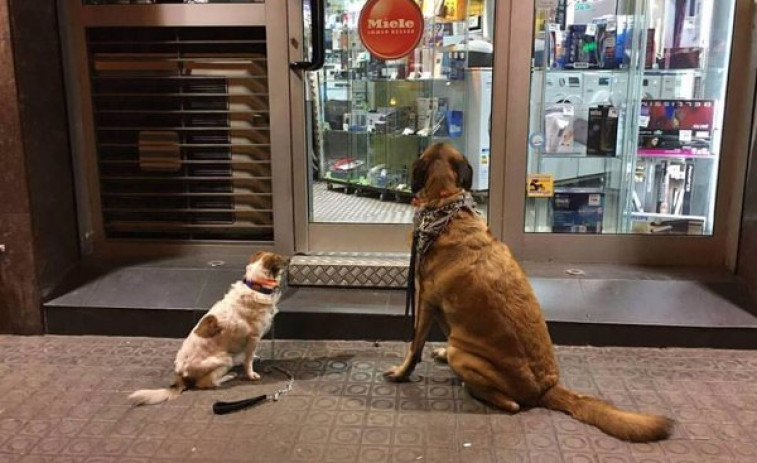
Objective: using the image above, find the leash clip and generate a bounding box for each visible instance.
[269,366,294,402]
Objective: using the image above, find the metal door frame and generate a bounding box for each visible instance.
[288,0,511,253]
[58,0,296,259]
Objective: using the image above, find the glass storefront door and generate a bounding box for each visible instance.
[295,0,498,251]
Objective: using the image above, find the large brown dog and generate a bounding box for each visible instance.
[384,143,672,442]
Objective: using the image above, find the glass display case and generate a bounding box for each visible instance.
[83,1,262,4]
[308,0,495,223]
[525,0,736,236]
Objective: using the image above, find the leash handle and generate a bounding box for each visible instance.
[212,394,268,415]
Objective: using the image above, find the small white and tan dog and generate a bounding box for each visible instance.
[128,251,289,406]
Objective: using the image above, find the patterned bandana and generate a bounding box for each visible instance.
[405,191,482,340]
[413,191,483,258]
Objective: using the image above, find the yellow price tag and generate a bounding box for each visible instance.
[527,174,554,198]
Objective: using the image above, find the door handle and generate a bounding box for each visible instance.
[290,0,326,71]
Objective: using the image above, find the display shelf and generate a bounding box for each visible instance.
[643,69,705,75]
[326,45,463,52]
[631,212,707,222]
[635,152,717,160]
[538,153,623,159]
[324,129,456,140]
[324,77,466,84]
[323,177,413,203]
[84,1,262,3]
[532,68,632,75]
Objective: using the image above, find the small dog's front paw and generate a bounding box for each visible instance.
[383,365,410,382]
[247,371,261,381]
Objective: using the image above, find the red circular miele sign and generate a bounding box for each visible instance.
[358,0,425,60]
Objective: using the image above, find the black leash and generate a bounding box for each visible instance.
[405,193,481,342]
[405,231,419,341]
[212,366,294,415]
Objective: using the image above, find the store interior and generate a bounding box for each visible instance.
[308,0,495,224]
[527,0,735,235]
[307,0,736,237]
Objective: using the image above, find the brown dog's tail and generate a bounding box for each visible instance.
[128,376,188,406]
[540,385,673,442]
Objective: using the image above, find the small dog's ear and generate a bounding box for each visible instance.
[250,251,265,263]
[454,158,473,190]
[411,158,429,194]
[267,254,289,277]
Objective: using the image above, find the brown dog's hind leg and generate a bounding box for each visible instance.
[384,300,435,382]
[446,346,521,413]
[431,347,448,363]
[431,315,451,363]
[465,383,520,413]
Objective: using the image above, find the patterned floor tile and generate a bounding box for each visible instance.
[0,337,755,462]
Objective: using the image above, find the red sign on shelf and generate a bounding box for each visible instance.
[358,0,424,60]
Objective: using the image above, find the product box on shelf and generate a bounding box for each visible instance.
[638,100,714,155]
[544,105,575,153]
[587,107,603,155]
[583,73,612,105]
[565,25,600,69]
[600,106,619,156]
[632,217,704,234]
[551,188,605,234]
[416,97,449,136]
[633,159,695,215]
[660,73,697,99]
[407,49,443,79]
[343,110,368,131]
[442,52,467,80]
[425,20,466,48]
[646,28,657,69]
[587,106,619,156]
[662,47,702,69]
[545,72,583,104]
[593,15,629,70]
[642,75,662,99]
[548,27,566,69]
[547,15,632,70]
[661,0,704,48]
[368,107,412,134]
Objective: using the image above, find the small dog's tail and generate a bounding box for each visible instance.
[128,377,187,406]
[540,385,673,442]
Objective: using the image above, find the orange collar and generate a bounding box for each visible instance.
[244,278,279,295]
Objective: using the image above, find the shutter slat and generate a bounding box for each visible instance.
[89,26,273,242]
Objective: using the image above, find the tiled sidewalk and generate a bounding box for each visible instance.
[0,336,756,462]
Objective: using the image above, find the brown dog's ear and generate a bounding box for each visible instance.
[250,251,265,263]
[454,158,473,190]
[411,157,429,194]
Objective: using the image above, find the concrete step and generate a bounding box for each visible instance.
[43,259,757,349]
